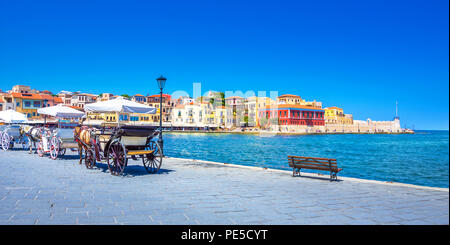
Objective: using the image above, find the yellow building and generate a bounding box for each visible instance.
[86,111,153,123]
[214,106,227,127]
[10,93,44,120]
[325,106,353,125]
[8,92,63,120]
[245,96,276,127]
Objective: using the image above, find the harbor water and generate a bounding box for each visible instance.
[164,130,449,188]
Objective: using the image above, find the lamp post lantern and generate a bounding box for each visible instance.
[156,75,167,155]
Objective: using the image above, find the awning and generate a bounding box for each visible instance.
[84,97,157,114]
[0,110,29,123]
[37,104,85,118]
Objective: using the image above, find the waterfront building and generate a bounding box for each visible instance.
[324,106,353,125]
[302,100,322,108]
[172,102,200,127]
[86,111,153,124]
[225,96,245,127]
[244,96,277,127]
[10,92,62,119]
[214,106,227,127]
[276,94,303,105]
[367,118,401,132]
[0,93,14,111]
[277,94,323,109]
[147,94,174,123]
[57,91,74,106]
[259,104,325,126]
[244,97,258,127]
[171,102,217,128]
[11,85,36,94]
[176,96,195,105]
[200,102,215,126]
[172,104,186,126]
[97,93,115,101]
[202,91,224,107]
[131,94,147,104]
[40,94,63,107]
[70,93,97,109]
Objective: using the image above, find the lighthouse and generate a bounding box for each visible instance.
[393,101,401,131]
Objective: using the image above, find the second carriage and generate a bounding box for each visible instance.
[36,104,85,159]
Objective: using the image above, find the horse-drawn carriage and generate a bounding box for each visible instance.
[36,127,79,159]
[75,124,162,176]
[75,97,162,176]
[1,124,31,151]
[0,110,30,151]
[36,104,84,159]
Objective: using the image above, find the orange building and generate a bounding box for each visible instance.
[11,92,63,119]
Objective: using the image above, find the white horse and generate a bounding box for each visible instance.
[20,125,44,154]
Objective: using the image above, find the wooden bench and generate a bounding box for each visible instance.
[288,155,342,181]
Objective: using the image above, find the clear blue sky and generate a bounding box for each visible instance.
[0,0,448,129]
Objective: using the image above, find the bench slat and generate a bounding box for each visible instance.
[288,155,337,161]
[289,159,337,165]
[289,162,339,168]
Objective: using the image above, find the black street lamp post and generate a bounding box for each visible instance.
[156,75,167,155]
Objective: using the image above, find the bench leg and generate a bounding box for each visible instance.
[330,172,337,181]
[292,168,301,177]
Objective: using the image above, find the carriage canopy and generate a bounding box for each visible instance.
[84,97,157,114]
[0,110,28,123]
[37,104,85,118]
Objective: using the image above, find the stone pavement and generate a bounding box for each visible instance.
[0,150,448,225]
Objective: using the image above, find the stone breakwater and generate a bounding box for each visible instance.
[0,150,447,225]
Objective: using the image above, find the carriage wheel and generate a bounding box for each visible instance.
[142,141,163,174]
[50,136,60,160]
[106,140,127,176]
[37,141,44,157]
[1,133,10,151]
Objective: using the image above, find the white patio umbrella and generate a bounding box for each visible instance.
[0,110,28,123]
[84,97,156,114]
[37,104,84,118]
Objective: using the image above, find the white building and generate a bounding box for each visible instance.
[71,93,98,109]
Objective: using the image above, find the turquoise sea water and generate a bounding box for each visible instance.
[164,130,449,188]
